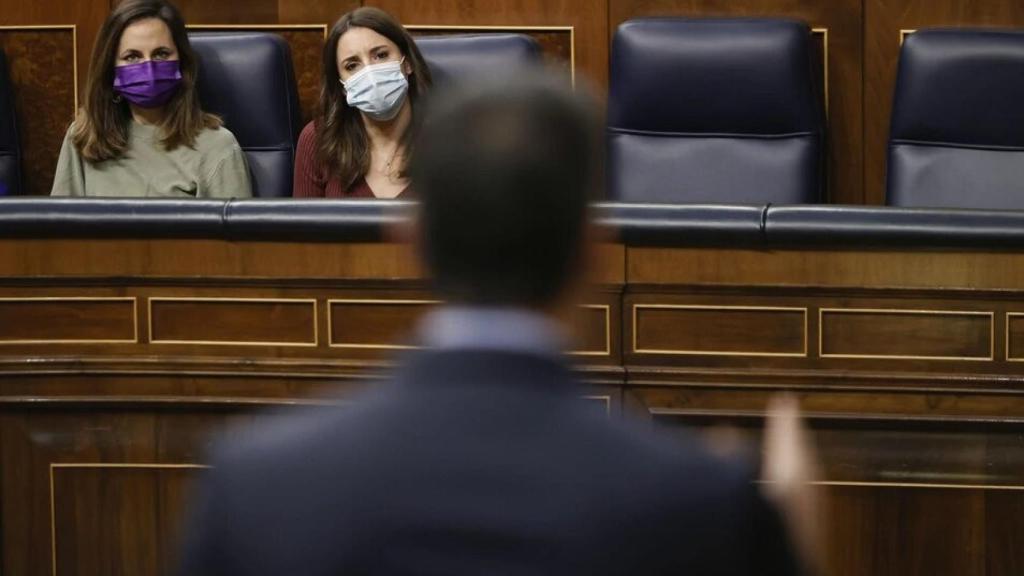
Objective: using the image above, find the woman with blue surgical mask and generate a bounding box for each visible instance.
[51,0,251,198]
[293,7,432,199]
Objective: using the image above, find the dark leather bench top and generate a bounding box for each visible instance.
[765,204,1024,248]
[0,198,410,242]
[5,198,1024,249]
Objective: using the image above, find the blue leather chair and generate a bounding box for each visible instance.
[887,29,1024,208]
[608,18,824,204]
[0,49,21,197]
[413,33,542,87]
[190,33,301,198]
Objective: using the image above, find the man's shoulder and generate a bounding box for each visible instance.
[589,410,754,496]
[204,349,753,504]
[206,389,391,482]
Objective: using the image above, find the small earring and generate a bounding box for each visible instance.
[113,94,123,104]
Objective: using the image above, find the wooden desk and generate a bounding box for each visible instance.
[1,233,1022,575]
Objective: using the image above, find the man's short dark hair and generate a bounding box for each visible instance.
[410,73,600,307]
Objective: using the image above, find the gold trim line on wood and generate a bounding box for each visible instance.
[818,307,995,361]
[568,304,612,357]
[49,462,208,576]
[1003,312,1024,362]
[50,460,56,576]
[72,25,78,111]
[631,304,809,358]
[811,27,828,117]
[405,25,576,86]
[0,296,138,344]
[51,462,208,469]
[648,407,1024,426]
[773,480,1024,492]
[147,297,319,347]
[405,24,574,31]
[327,298,438,350]
[188,23,329,39]
[900,29,917,45]
[0,25,79,113]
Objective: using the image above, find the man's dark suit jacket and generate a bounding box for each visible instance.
[178,349,800,575]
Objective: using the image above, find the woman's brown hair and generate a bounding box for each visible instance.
[71,0,220,163]
[315,7,432,187]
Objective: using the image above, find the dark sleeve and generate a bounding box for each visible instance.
[175,467,229,576]
[744,480,807,576]
[293,121,325,198]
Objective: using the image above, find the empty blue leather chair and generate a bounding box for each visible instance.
[190,33,301,198]
[887,29,1024,208]
[0,49,21,197]
[608,18,824,204]
[413,33,542,87]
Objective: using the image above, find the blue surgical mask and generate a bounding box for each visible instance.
[341,59,409,121]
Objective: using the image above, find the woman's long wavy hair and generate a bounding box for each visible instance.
[315,7,432,187]
[71,0,220,163]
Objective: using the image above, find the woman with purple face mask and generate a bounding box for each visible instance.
[51,0,251,198]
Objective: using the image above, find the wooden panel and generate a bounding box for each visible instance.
[0,239,422,279]
[369,0,609,88]
[0,405,263,576]
[149,298,317,346]
[986,489,1024,576]
[277,0,363,24]
[0,298,136,343]
[820,309,993,360]
[645,395,1024,575]
[627,246,1024,291]
[51,464,201,576]
[4,234,1024,576]
[187,25,326,125]
[328,299,434,349]
[408,26,574,84]
[183,0,365,26]
[0,27,77,197]
[0,0,107,104]
[178,0,280,24]
[864,0,1024,205]
[608,0,864,204]
[276,28,326,125]
[632,304,807,356]
[570,304,612,356]
[823,486,1023,576]
[1006,313,1024,362]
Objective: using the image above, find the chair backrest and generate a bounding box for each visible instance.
[608,18,823,204]
[0,49,21,197]
[887,28,1024,208]
[190,32,301,198]
[413,33,542,87]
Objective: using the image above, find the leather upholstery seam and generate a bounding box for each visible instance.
[607,127,818,139]
[222,198,234,239]
[759,203,770,241]
[890,139,1024,152]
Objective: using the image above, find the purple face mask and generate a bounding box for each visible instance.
[113,60,182,108]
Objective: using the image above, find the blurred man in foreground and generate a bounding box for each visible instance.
[178,74,809,575]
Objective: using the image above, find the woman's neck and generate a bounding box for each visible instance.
[362,98,412,150]
[129,103,166,126]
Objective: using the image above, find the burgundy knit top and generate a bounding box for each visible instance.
[292,121,408,199]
